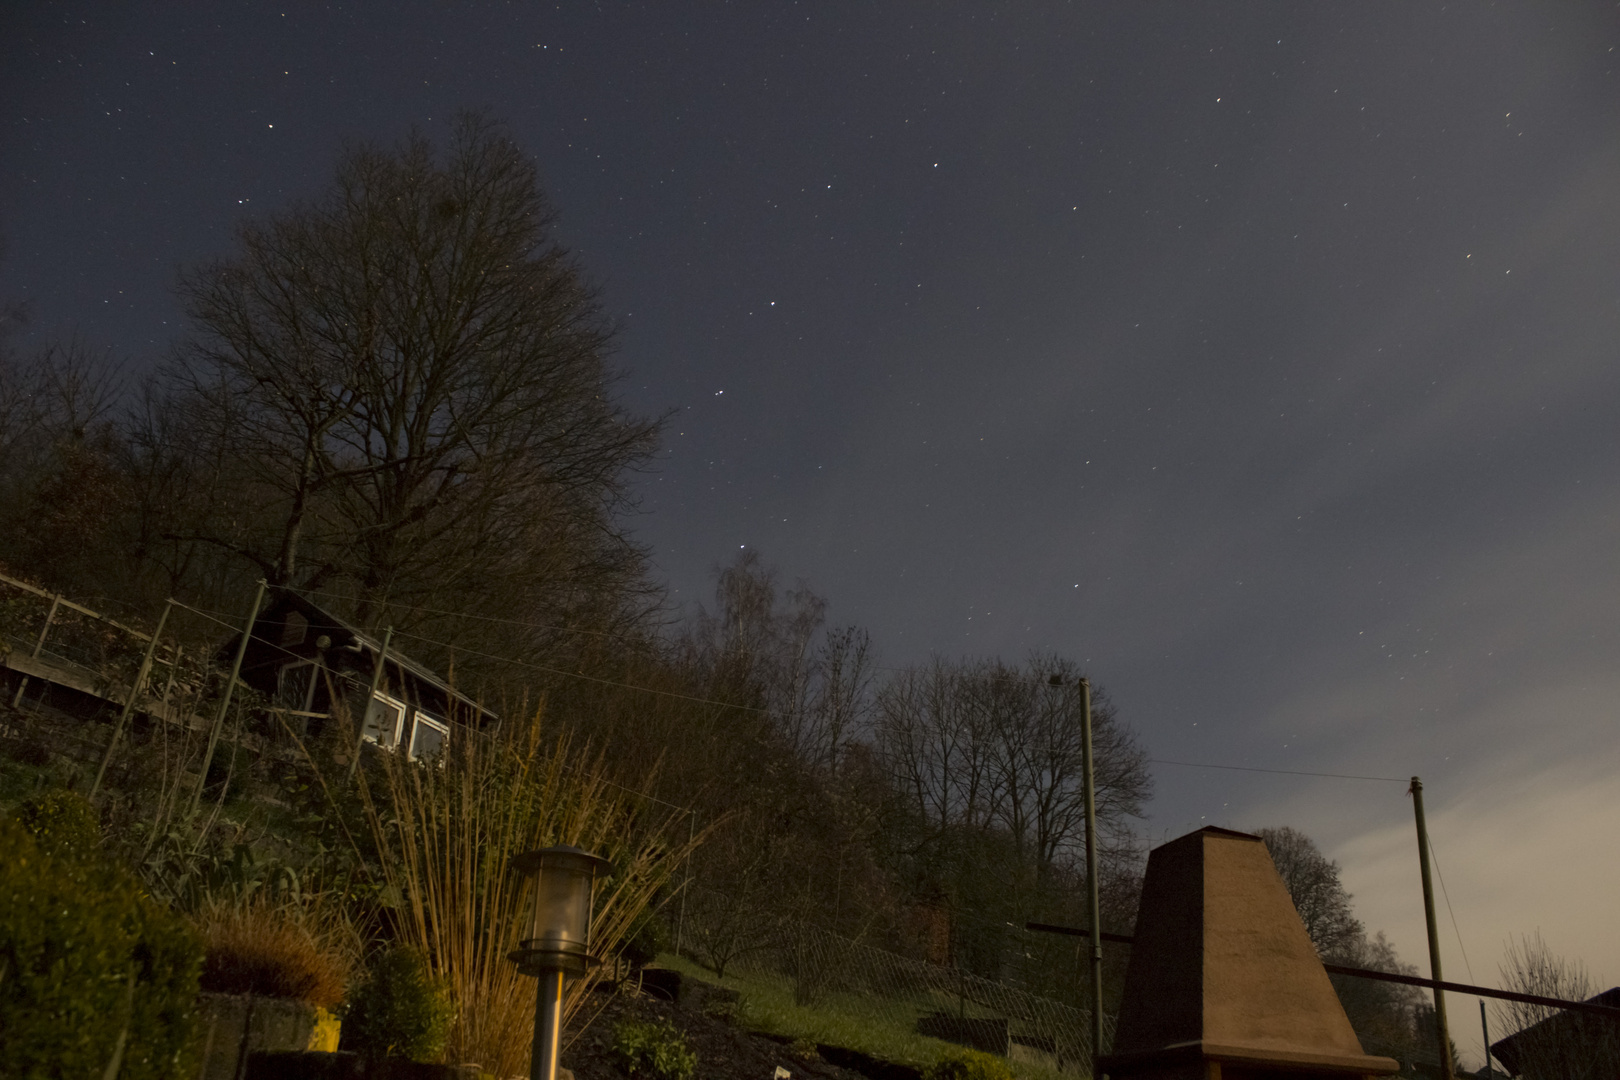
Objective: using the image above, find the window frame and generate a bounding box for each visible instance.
[363,691,408,749]
[408,710,451,762]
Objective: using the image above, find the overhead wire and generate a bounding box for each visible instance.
[382,624,773,714]
[286,585,641,642]
[163,603,1417,801]
[1428,835,1476,984]
[1147,758,1409,784]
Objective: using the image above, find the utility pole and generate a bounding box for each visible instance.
[1480,1000,1494,1079]
[1081,677,1105,1079]
[191,580,266,816]
[1410,776,1455,1080]
[91,599,174,800]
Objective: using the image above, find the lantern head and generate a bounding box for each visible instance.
[508,844,612,976]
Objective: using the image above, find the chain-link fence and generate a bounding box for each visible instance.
[680,885,1115,1076]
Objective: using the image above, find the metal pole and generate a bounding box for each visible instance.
[11,592,63,708]
[1480,1000,1493,1079]
[158,644,183,715]
[1411,776,1455,1080]
[674,809,696,958]
[530,968,565,1080]
[1080,677,1105,1078]
[191,580,267,816]
[90,599,174,800]
[348,625,394,782]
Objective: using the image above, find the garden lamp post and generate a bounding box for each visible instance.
[509,845,612,1080]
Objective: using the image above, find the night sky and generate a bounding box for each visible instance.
[5,3,1620,1059]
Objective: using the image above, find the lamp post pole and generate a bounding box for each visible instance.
[531,969,567,1080]
[509,845,611,1080]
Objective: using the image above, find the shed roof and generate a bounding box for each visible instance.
[228,587,498,725]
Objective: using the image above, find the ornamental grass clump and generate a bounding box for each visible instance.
[348,710,706,1076]
[194,898,348,1009]
[0,790,204,1080]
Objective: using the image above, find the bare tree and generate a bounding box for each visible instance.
[1493,932,1620,1080]
[875,657,1000,839]
[687,549,878,770]
[0,338,129,590]
[143,112,660,662]
[805,625,876,771]
[1256,826,1365,959]
[877,653,1149,879]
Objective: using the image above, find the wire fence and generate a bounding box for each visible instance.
[681,885,1115,1075]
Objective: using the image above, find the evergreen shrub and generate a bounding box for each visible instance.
[925,1047,1016,1080]
[611,1017,697,1080]
[0,792,204,1080]
[340,945,454,1062]
[13,786,101,856]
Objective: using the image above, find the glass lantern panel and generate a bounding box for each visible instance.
[529,866,591,949]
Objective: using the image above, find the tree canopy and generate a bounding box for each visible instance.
[137,113,660,669]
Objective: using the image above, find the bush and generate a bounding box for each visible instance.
[620,906,672,970]
[925,1048,1015,1080]
[341,945,454,1062]
[0,801,204,1080]
[611,1017,698,1080]
[14,787,102,858]
[195,900,346,1009]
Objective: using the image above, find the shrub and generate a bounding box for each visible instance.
[620,906,672,969]
[194,900,347,1009]
[0,806,204,1080]
[925,1047,1016,1080]
[611,1017,698,1080]
[14,787,102,858]
[341,945,455,1062]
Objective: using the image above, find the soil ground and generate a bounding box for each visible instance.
[564,981,875,1080]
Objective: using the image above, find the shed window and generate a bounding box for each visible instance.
[363,693,407,748]
[409,712,450,762]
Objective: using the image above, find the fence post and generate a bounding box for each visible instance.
[675,809,696,958]
[90,599,174,801]
[10,592,63,708]
[191,580,267,816]
[157,644,183,716]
